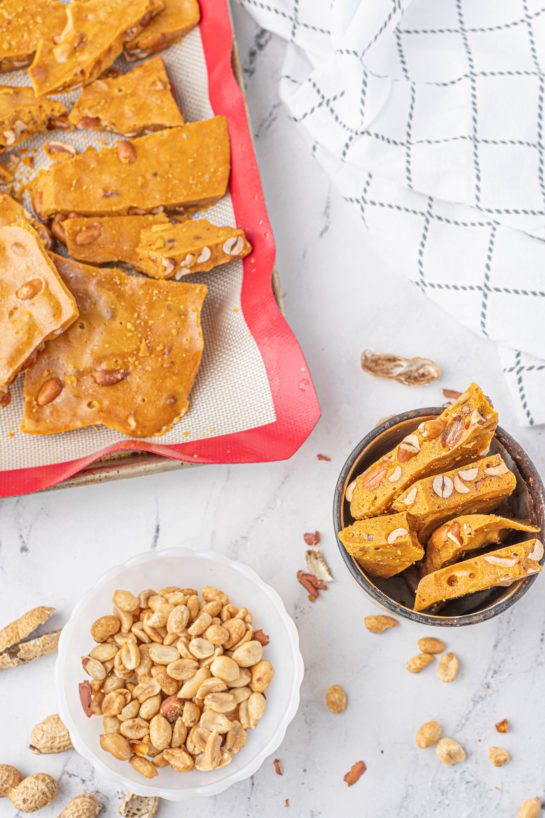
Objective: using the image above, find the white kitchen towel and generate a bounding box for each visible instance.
[238,0,545,426]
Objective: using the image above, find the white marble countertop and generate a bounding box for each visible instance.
[1,6,545,817]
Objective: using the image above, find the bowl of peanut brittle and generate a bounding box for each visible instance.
[55,548,303,800]
[333,383,545,626]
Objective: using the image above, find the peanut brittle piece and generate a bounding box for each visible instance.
[338,512,424,578]
[0,86,67,154]
[125,0,200,60]
[68,56,183,136]
[392,454,517,541]
[29,0,164,96]
[0,0,67,73]
[136,219,252,278]
[0,191,52,249]
[64,214,169,267]
[0,223,78,403]
[414,539,543,611]
[424,514,540,574]
[32,118,230,219]
[349,384,498,519]
[21,255,207,437]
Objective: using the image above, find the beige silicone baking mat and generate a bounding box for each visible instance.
[0,23,276,471]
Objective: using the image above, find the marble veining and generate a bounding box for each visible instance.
[0,5,544,817]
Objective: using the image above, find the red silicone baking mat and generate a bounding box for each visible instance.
[0,0,320,497]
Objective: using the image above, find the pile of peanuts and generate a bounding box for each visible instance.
[80,585,274,777]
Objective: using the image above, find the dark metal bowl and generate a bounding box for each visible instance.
[333,407,545,627]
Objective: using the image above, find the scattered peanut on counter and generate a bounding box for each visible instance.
[488,746,510,767]
[518,797,542,818]
[325,685,347,714]
[437,652,459,683]
[435,737,466,766]
[407,654,434,673]
[364,615,398,634]
[415,721,442,749]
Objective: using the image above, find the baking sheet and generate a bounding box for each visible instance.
[0,0,321,495]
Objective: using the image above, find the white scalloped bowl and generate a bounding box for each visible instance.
[55,547,304,801]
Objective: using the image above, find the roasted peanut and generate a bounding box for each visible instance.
[186,725,210,755]
[129,756,158,779]
[182,701,201,727]
[416,721,442,748]
[90,643,118,662]
[364,615,398,634]
[165,657,198,681]
[247,692,267,722]
[407,654,434,673]
[91,616,121,642]
[232,640,262,667]
[436,737,466,765]
[103,716,120,734]
[151,664,180,695]
[518,798,541,818]
[167,605,190,634]
[171,718,188,748]
[202,587,229,605]
[326,685,347,714]
[163,747,195,772]
[250,660,274,693]
[100,733,132,760]
[437,652,459,683]
[488,746,510,767]
[211,655,240,683]
[188,637,215,660]
[188,612,212,637]
[238,699,257,730]
[204,692,237,714]
[225,721,247,755]
[149,714,172,752]
[113,590,139,613]
[200,709,233,733]
[417,637,446,654]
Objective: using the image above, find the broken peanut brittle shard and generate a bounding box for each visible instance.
[414,539,543,611]
[392,454,516,541]
[136,219,252,278]
[32,119,230,219]
[0,223,78,400]
[349,383,498,520]
[424,514,539,574]
[21,255,207,438]
[64,214,169,268]
[338,512,424,578]
[125,0,200,60]
[0,86,67,154]
[29,0,165,96]
[0,0,67,73]
[68,56,183,136]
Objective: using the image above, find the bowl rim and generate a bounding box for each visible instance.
[55,546,304,801]
[333,406,545,627]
